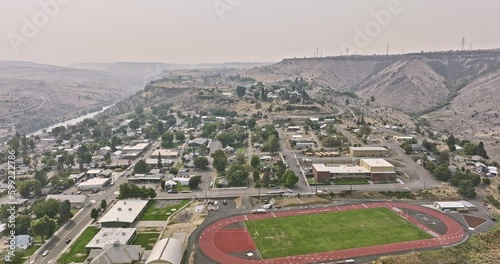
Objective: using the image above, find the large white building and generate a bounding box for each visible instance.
[98,200,149,227]
[151,149,179,159]
[78,178,111,191]
[312,158,396,182]
[86,228,137,251]
[122,143,150,154]
[349,147,389,157]
[46,194,89,208]
[146,238,184,264]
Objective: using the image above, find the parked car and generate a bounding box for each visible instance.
[42,250,49,257]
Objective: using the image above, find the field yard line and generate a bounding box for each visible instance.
[271,212,276,218]
[362,204,368,209]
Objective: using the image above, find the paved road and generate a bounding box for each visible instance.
[31,139,162,264]
[277,129,314,193]
[385,142,442,189]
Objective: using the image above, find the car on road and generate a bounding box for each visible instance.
[77,191,82,194]
[65,237,71,244]
[274,186,280,189]
[167,189,178,194]
[42,250,49,257]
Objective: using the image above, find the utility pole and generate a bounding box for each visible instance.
[386,44,389,55]
[317,47,319,58]
[461,37,466,51]
[346,48,349,55]
[469,43,473,50]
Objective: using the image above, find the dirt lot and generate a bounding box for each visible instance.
[275,196,331,207]
[161,201,207,240]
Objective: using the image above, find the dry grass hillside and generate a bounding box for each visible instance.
[0,61,134,138]
[357,57,449,112]
[235,49,500,160]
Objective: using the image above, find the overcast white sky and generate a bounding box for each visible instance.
[0,0,499,66]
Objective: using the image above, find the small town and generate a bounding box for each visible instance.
[1,1,500,264]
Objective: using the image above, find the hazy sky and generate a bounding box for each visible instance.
[1,0,499,66]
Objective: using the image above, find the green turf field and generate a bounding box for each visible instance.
[245,207,431,259]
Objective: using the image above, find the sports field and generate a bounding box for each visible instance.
[245,207,432,259]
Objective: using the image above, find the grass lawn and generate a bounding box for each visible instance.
[307,178,328,185]
[335,178,369,185]
[140,200,190,221]
[71,208,80,216]
[245,207,431,259]
[132,233,159,250]
[22,244,41,258]
[175,162,184,170]
[175,184,190,191]
[163,142,180,149]
[58,227,100,264]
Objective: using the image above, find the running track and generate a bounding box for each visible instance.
[198,202,465,264]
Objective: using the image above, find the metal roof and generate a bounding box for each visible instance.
[360,158,394,168]
[350,147,387,151]
[146,238,184,264]
[434,201,466,208]
[86,228,137,249]
[98,200,149,224]
[46,194,87,204]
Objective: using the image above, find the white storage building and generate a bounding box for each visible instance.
[434,201,466,211]
[146,238,184,264]
[78,178,111,191]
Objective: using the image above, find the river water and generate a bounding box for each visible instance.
[28,104,114,136]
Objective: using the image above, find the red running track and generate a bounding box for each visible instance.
[198,202,465,264]
[214,228,257,253]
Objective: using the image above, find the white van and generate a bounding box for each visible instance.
[42,250,49,257]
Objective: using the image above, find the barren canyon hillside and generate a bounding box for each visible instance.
[237,50,500,159]
[0,61,133,138]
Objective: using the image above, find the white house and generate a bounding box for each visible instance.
[111,150,122,160]
[14,235,34,250]
[98,146,112,156]
[173,178,190,186]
